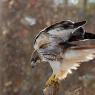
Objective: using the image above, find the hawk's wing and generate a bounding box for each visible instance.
[33,21,78,50]
[58,39,95,79]
[34,27,85,50]
[39,39,95,80]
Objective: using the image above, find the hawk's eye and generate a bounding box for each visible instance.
[40,44,48,49]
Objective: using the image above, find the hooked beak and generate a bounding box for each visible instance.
[30,50,40,68]
[74,21,86,28]
[31,58,41,68]
[31,61,37,68]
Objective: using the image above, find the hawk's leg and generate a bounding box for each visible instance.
[45,75,59,87]
[44,75,59,95]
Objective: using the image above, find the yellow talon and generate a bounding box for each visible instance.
[45,75,58,87]
[44,75,60,95]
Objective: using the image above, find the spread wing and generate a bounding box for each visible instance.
[37,39,95,80]
[58,39,95,80]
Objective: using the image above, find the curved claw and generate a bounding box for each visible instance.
[45,75,59,87]
[44,75,60,95]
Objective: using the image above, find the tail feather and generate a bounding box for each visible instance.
[84,32,95,39]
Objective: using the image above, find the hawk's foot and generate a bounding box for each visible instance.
[45,75,59,87]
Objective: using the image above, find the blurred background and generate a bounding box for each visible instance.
[0,0,95,95]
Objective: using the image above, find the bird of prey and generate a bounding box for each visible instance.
[31,20,95,86]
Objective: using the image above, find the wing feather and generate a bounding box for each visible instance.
[57,40,95,80]
[52,48,95,80]
[48,39,95,80]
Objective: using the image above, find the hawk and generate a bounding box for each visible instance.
[31,20,95,85]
